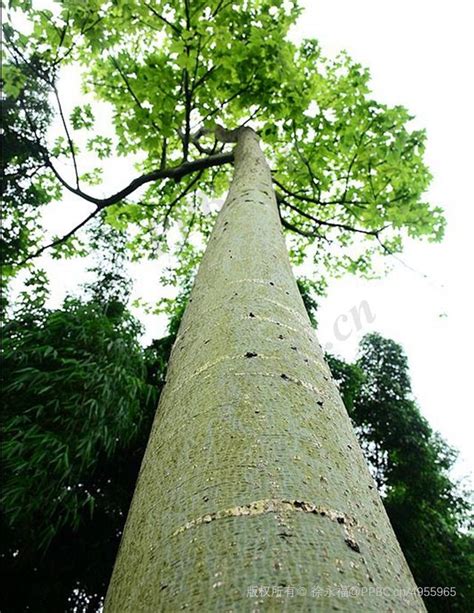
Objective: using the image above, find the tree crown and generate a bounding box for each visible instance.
[2,0,445,290]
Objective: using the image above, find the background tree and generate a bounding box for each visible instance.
[1,57,54,258]
[0,226,158,611]
[332,333,473,613]
[1,56,57,315]
[0,294,157,611]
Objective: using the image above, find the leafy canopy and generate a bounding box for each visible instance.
[1,58,55,274]
[2,0,444,287]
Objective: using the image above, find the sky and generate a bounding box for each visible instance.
[294,0,474,480]
[12,0,473,482]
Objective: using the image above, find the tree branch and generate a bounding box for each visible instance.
[340,119,377,204]
[111,57,161,135]
[211,0,234,17]
[161,170,203,232]
[273,177,407,210]
[16,153,234,266]
[277,194,389,237]
[192,64,217,91]
[182,64,192,161]
[194,79,255,130]
[47,151,234,208]
[291,121,321,199]
[145,3,182,35]
[184,0,191,28]
[52,83,80,188]
[276,195,326,241]
[273,178,364,207]
[160,137,168,169]
[280,217,317,238]
[17,207,102,265]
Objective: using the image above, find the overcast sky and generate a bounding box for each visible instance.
[295,0,474,480]
[19,0,473,482]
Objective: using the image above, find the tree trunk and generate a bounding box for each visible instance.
[105,128,425,611]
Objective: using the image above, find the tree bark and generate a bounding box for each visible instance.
[105,128,425,611]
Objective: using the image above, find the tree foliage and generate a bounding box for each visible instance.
[1,56,54,273]
[0,286,166,611]
[1,295,156,549]
[330,334,473,612]
[1,223,155,549]
[2,0,444,288]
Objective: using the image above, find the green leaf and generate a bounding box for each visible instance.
[70,104,94,130]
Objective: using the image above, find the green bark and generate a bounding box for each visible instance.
[105,128,425,611]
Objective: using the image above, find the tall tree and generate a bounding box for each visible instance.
[105,127,426,610]
[2,1,447,609]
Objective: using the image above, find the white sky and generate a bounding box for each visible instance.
[295,0,474,480]
[13,0,473,482]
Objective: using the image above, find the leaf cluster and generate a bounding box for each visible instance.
[1,55,54,271]
[330,333,473,611]
[1,297,156,549]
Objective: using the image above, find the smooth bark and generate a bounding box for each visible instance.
[105,128,425,612]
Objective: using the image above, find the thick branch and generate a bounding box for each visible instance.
[48,151,234,208]
[16,153,234,266]
[183,127,216,155]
